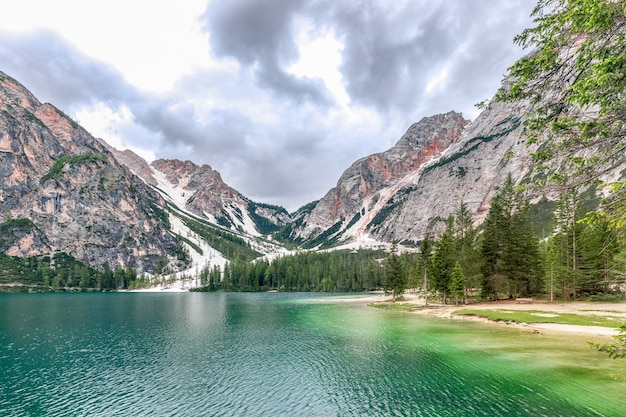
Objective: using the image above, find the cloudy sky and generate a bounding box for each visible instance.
[0,0,535,211]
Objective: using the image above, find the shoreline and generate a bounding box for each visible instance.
[335,292,626,337]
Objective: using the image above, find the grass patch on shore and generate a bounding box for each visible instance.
[454,309,624,328]
[370,302,415,312]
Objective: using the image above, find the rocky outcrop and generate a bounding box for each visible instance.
[0,71,177,271]
[105,145,158,187]
[112,155,291,236]
[152,159,240,217]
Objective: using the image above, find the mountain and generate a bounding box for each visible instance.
[0,71,177,272]
[287,111,471,247]
[288,97,622,247]
[2,62,621,284]
[108,149,291,236]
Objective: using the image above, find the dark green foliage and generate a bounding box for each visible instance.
[194,249,395,293]
[450,202,482,303]
[590,324,626,359]
[481,175,543,300]
[302,220,343,249]
[40,152,107,184]
[384,242,406,299]
[149,200,171,229]
[249,200,289,215]
[216,213,232,228]
[0,218,34,233]
[0,252,117,292]
[247,201,282,235]
[0,219,38,253]
[272,221,302,245]
[368,200,404,229]
[415,236,433,305]
[545,188,621,301]
[167,206,261,262]
[368,186,417,230]
[345,211,362,230]
[432,217,456,304]
[450,262,466,305]
[293,200,319,215]
[271,201,318,245]
[171,232,203,256]
[530,196,557,239]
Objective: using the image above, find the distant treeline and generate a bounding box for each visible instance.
[0,251,151,292]
[192,248,401,292]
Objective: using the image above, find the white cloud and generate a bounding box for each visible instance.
[287,23,350,106]
[425,65,450,96]
[1,0,210,92]
[74,103,156,162]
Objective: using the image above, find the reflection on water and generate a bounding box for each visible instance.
[0,292,624,416]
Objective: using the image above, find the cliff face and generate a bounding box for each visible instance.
[0,71,176,271]
[291,111,470,244]
[370,101,530,242]
[290,93,619,247]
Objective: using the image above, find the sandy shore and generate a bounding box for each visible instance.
[341,292,626,337]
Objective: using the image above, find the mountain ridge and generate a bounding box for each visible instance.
[2,65,622,285]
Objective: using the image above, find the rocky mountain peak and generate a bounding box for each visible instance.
[151,159,222,189]
[104,146,158,186]
[0,72,41,112]
[292,111,469,242]
[397,111,469,150]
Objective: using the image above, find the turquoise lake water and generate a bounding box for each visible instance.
[1,292,625,416]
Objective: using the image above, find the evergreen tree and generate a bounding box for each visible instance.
[449,262,466,305]
[384,242,406,300]
[418,236,433,306]
[364,258,381,291]
[481,174,543,299]
[579,218,620,294]
[433,217,455,304]
[509,201,543,296]
[481,194,507,300]
[550,189,584,298]
[454,201,480,302]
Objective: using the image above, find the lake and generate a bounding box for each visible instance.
[1,292,625,416]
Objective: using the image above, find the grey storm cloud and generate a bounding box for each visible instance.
[203,0,535,115]
[0,31,249,157]
[0,30,133,109]
[205,0,332,105]
[0,1,537,210]
[0,29,339,208]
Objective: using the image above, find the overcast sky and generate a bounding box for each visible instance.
[0,0,536,211]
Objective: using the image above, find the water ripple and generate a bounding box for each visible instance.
[1,293,624,416]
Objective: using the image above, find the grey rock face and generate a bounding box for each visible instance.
[292,111,471,243]
[0,71,176,271]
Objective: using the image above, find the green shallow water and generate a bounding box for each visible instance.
[0,292,624,416]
